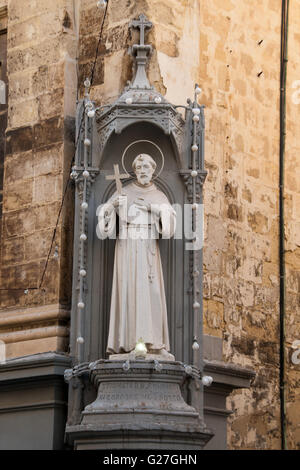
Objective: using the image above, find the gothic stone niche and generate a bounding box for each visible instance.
[66,14,211,449]
[87,121,191,363]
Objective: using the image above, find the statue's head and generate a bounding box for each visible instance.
[132,154,156,186]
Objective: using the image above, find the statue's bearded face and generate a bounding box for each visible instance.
[133,157,155,186]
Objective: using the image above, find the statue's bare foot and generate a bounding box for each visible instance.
[147,348,175,361]
[158,349,175,360]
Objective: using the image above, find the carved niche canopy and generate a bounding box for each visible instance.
[95,14,187,168]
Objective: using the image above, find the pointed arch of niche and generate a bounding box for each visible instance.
[94,112,185,172]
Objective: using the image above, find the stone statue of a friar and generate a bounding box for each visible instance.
[97,154,176,359]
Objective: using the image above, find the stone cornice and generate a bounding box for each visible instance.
[0,352,71,384]
[0,5,7,32]
[0,325,69,344]
[0,6,7,20]
[204,359,255,390]
[0,303,70,331]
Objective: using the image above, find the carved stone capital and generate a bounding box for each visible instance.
[71,167,100,199]
[179,169,207,203]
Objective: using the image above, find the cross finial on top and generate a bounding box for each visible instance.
[129,14,152,46]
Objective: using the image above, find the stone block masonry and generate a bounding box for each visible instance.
[0,0,77,358]
[0,0,298,450]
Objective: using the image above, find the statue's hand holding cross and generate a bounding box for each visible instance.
[106,164,129,210]
[106,164,128,195]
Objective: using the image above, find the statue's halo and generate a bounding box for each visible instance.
[121,140,164,180]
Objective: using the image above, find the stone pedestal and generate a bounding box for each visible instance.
[66,359,213,449]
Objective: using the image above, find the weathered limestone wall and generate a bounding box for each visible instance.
[198,0,298,450]
[78,0,201,102]
[199,0,282,449]
[0,0,78,358]
[76,0,299,450]
[0,0,298,449]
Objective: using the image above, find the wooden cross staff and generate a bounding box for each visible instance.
[106,164,128,194]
